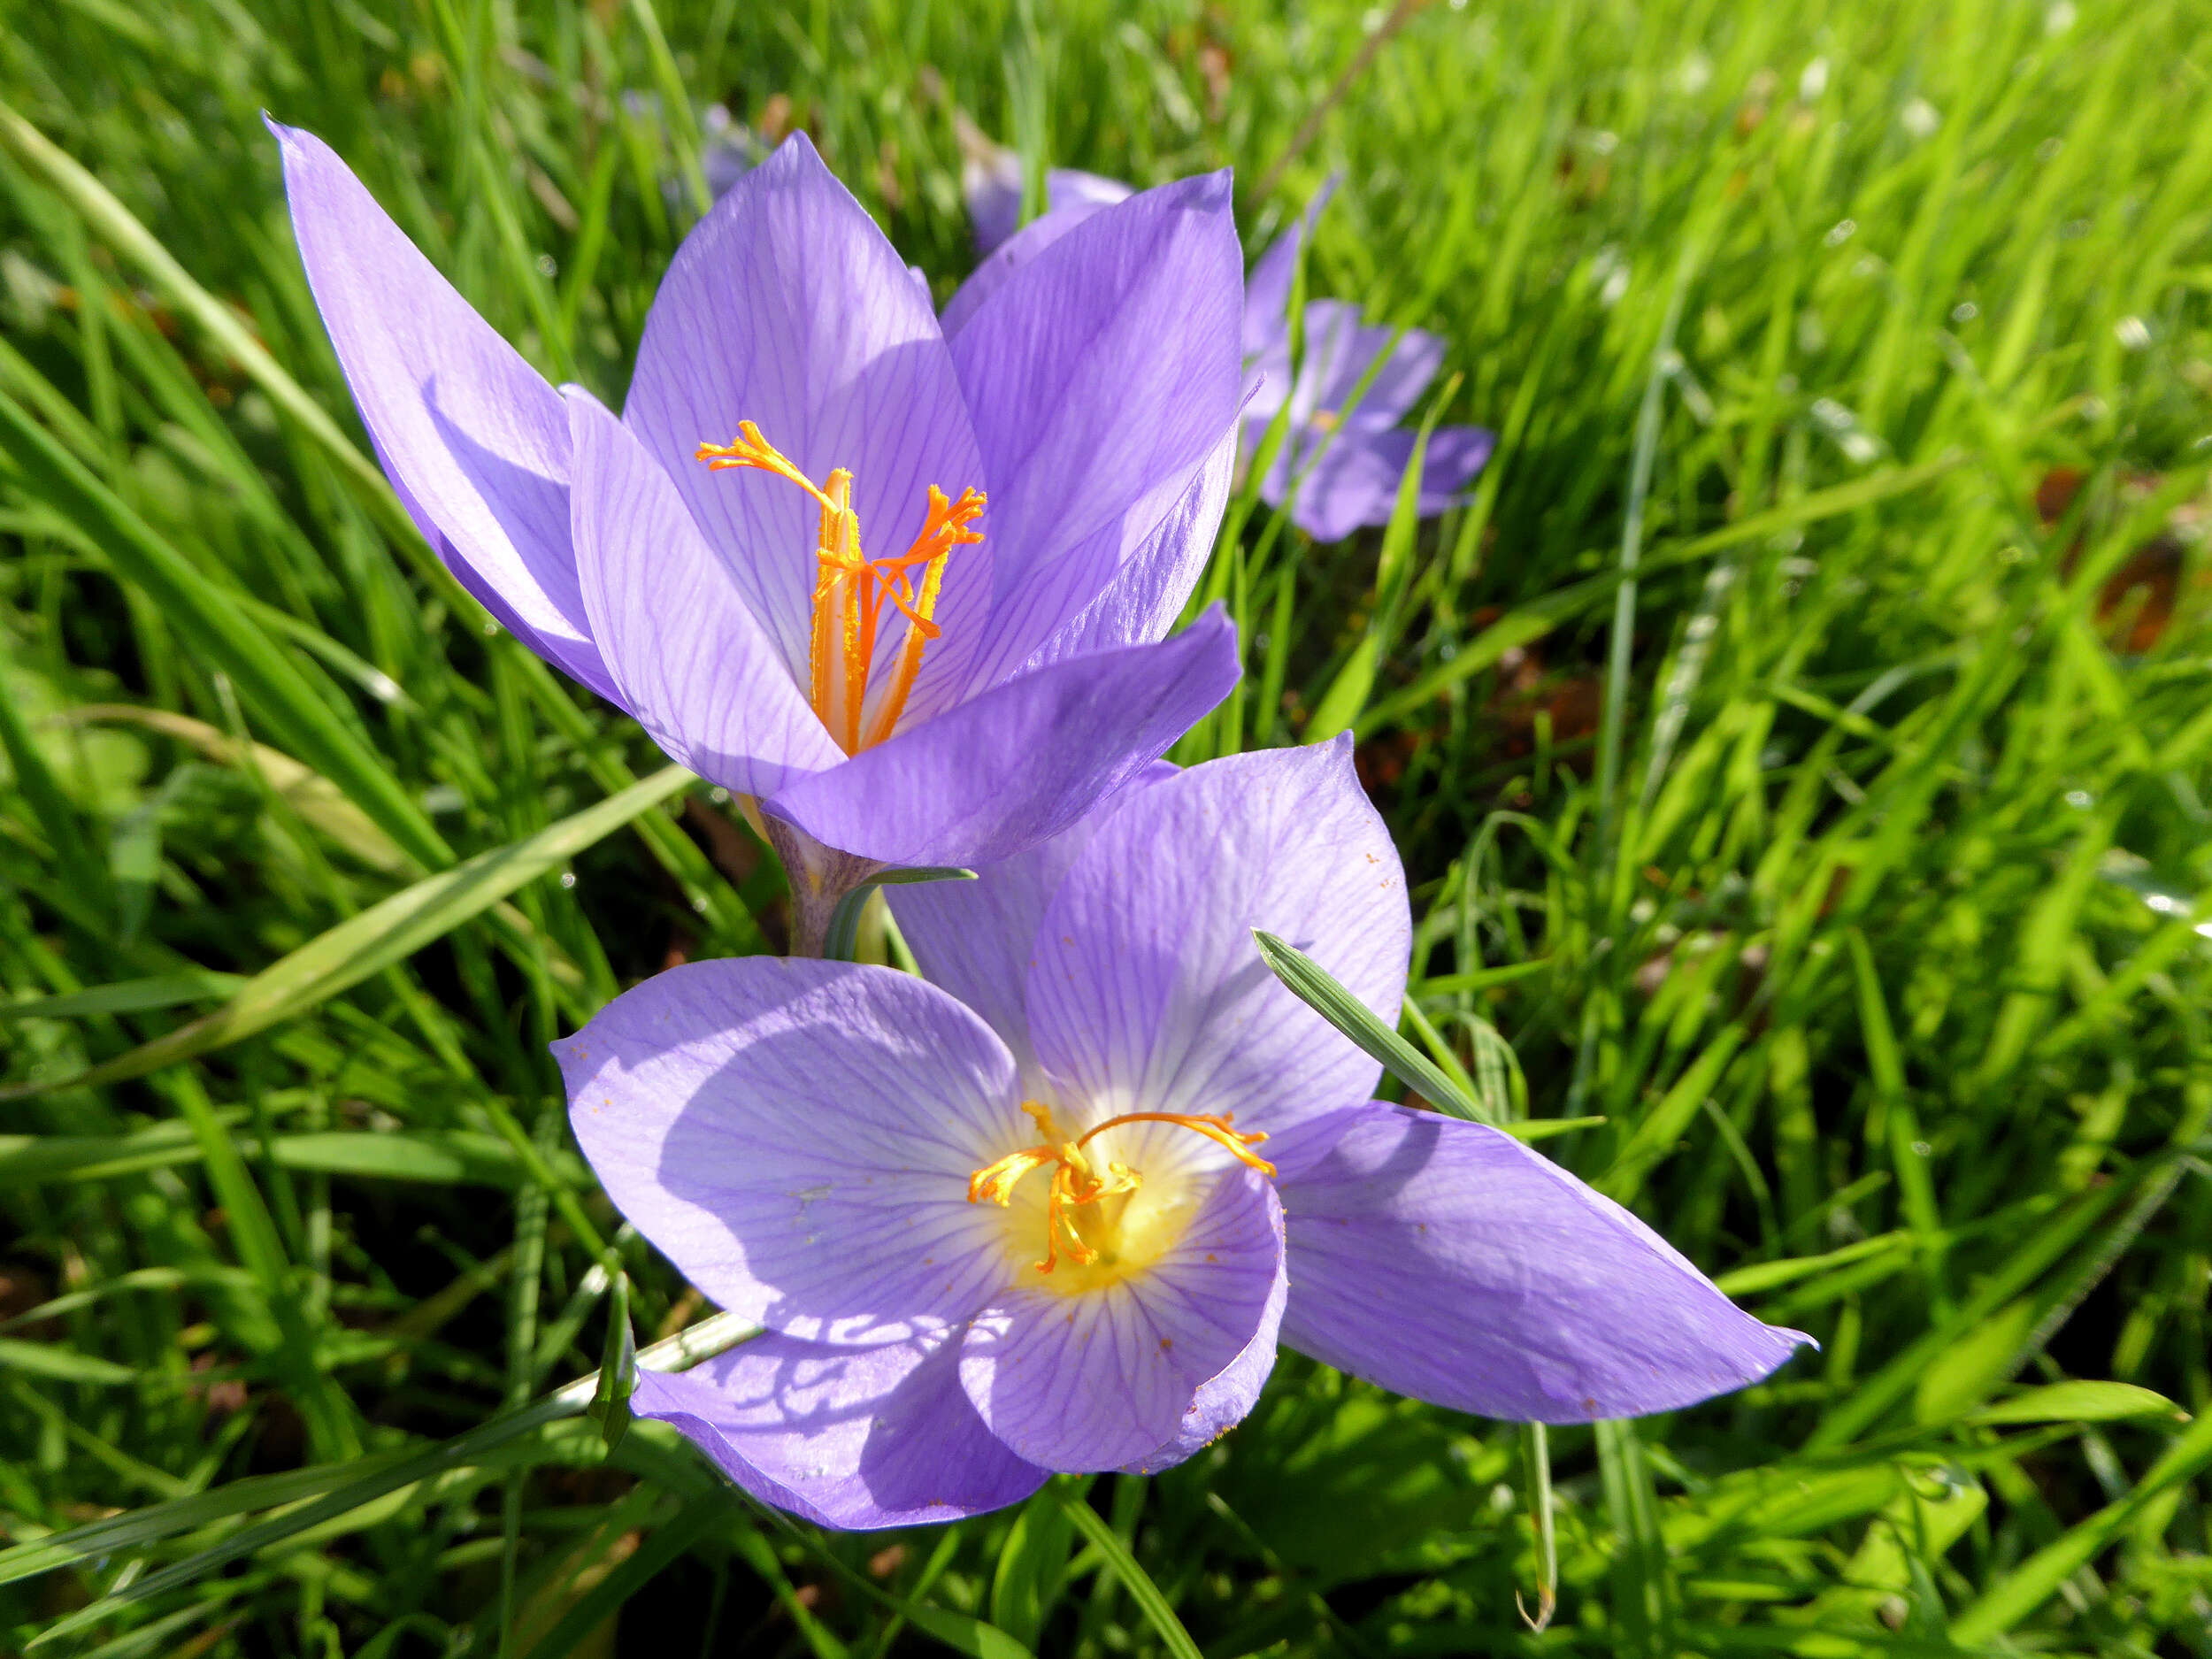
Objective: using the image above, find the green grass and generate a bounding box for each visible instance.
[3,0,2210,1653]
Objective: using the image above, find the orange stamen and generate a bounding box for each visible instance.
[695,426,985,754]
[964,1104,1276,1275]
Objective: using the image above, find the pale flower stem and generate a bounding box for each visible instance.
[764,815,879,958]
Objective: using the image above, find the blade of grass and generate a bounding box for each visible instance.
[0,385,448,868]
[0,764,694,1099]
[1052,1482,1202,1659]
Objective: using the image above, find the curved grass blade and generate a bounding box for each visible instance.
[1253,929,1500,1125]
[65,703,411,874]
[0,765,695,1100]
[13,1312,757,1644]
[1051,1482,1201,1659]
[0,96,416,546]
[0,386,448,871]
[0,972,248,1022]
[823,866,976,963]
[1949,1407,2212,1644]
[1965,1381,2186,1426]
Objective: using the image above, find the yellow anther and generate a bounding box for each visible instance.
[966,1104,1275,1276]
[695,426,985,754]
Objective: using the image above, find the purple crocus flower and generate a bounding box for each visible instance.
[965,164,1493,541]
[556,741,1807,1530]
[271,123,1246,945]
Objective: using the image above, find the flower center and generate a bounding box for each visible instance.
[696,422,986,754]
[967,1102,1276,1284]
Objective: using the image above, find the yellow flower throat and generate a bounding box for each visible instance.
[968,1102,1277,1281]
[696,423,987,754]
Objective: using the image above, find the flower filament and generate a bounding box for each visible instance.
[969,1102,1277,1275]
[695,422,986,753]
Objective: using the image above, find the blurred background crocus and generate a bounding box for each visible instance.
[965,146,1494,541]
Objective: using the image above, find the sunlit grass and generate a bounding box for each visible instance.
[3,0,2209,1654]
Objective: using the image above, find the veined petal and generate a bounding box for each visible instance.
[565,389,841,797]
[940,193,1118,342]
[987,418,1240,682]
[959,1168,1285,1472]
[946,173,1242,702]
[887,763,1175,1079]
[634,1328,1047,1530]
[761,606,1238,869]
[1025,738,1407,1136]
[557,958,1022,1345]
[625,133,988,693]
[268,119,614,703]
[1271,1104,1812,1422]
[1119,1292,1283,1476]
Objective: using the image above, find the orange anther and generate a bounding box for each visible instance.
[696,427,985,753]
[967,1104,1275,1276]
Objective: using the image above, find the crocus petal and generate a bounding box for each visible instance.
[887,763,1175,1078]
[761,605,1239,870]
[625,133,988,692]
[964,141,1025,256]
[634,1328,1048,1530]
[1268,424,1495,542]
[982,413,1240,689]
[1269,1104,1812,1422]
[565,389,841,797]
[960,1169,1286,1472]
[1045,169,1136,215]
[1025,737,1407,1136]
[557,958,1021,1345]
[1021,424,1238,668]
[939,193,1119,342]
[269,119,615,703]
[1120,1293,1283,1476]
[1247,304,1444,455]
[946,173,1243,700]
[1329,326,1448,434]
[1241,174,1340,360]
[1403,425,1500,506]
[1287,303,1447,433]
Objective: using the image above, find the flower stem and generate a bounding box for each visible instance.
[763,816,879,959]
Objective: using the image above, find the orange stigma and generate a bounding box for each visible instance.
[695,422,985,753]
[967,1102,1276,1275]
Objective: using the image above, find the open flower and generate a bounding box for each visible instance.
[271,123,1246,926]
[964,164,1493,541]
[557,742,1807,1529]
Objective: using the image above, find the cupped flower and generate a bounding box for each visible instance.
[963,163,1495,542]
[557,741,1808,1529]
[271,121,1245,900]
